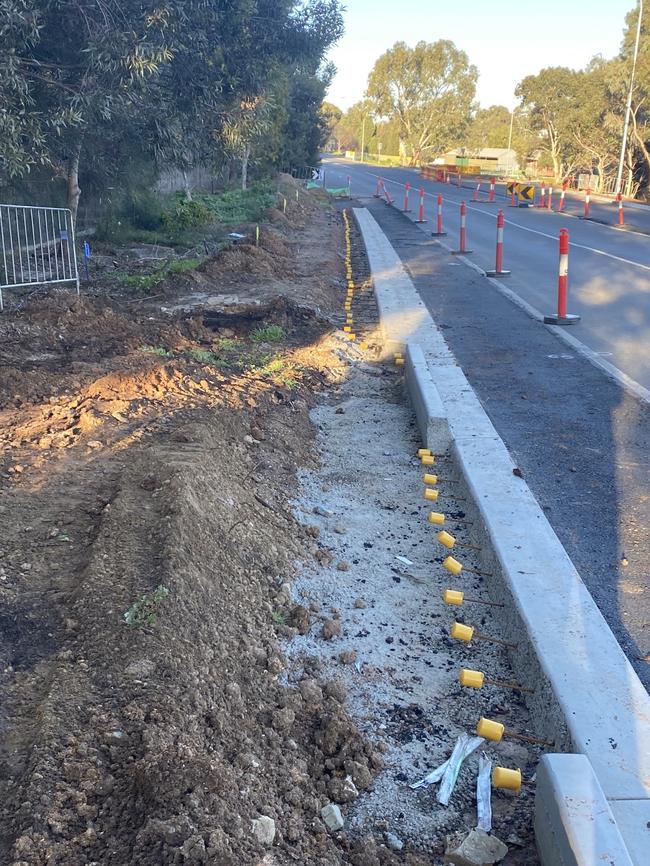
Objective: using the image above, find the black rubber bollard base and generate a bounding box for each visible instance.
[486,269,511,277]
[543,313,581,325]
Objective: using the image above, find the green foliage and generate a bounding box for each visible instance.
[198,184,276,223]
[187,348,227,367]
[168,258,204,274]
[162,198,213,233]
[250,325,285,343]
[0,0,345,212]
[123,585,170,627]
[366,40,477,164]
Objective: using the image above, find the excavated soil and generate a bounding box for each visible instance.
[0,189,429,866]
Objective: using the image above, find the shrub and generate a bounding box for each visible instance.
[162,197,213,233]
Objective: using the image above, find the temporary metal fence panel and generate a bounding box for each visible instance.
[0,204,80,311]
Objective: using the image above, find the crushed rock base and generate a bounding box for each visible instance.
[288,346,540,863]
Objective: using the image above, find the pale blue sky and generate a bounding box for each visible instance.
[326,0,635,111]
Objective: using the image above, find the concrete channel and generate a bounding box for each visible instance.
[353,207,650,866]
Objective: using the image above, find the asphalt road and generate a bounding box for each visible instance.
[325,159,650,394]
[336,191,650,691]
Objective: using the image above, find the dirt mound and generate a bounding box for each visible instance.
[0,394,390,866]
[209,243,294,279]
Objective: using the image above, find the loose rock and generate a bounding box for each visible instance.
[321,618,342,640]
[251,816,276,846]
[444,829,508,866]
[320,803,344,832]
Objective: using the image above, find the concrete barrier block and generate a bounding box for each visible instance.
[404,343,450,452]
[535,755,635,866]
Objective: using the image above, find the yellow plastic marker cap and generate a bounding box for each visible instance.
[343,326,352,333]
[443,556,463,576]
[477,717,505,742]
[427,511,446,526]
[492,767,522,792]
[359,342,368,350]
[437,530,456,549]
[424,488,439,502]
[395,357,404,366]
[418,449,432,457]
[451,622,474,642]
[459,669,484,688]
[348,333,357,341]
[443,589,464,606]
[421,455,435,466]
[424,473,439,485]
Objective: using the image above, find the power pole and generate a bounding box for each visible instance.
[615,0,643,194]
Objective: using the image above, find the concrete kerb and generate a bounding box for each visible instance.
[352,206,650,865]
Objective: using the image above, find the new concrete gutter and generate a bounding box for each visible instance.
[353,207,650,865]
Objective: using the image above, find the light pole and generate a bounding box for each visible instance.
[615,0,643,195]
[507,109,515,152]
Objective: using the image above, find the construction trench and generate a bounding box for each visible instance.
[0,183,646,865]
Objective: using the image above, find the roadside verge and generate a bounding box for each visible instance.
[353,206,650,866]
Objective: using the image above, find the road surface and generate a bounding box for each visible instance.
[325,158,650,395]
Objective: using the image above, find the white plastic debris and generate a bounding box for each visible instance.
[395,555,414,566]
[411,734,484,802]
[438,734,485,805]
[476,753,492,832]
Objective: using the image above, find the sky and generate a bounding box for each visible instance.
[326,0,635,112]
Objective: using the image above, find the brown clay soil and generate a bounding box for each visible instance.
[0,185,424,865]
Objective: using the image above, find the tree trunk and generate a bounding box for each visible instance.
[241,142,251,191]
[67,143,82,225]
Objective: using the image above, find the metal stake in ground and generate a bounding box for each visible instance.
[431,194,447,237]
[543,228,581,325]
[486,209,510,277]
[459,669,533,693]
[451,623,516,649]
[477,717,552,747]
[415,188,427,224]
[451,201,473,255]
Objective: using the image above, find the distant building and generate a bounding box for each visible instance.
[433,147,519,175]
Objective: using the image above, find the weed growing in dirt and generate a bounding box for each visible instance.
[139,345,172,357]
[251,324,284,343]
[272,611,288,626]
[186,348,231,369]
[123,585,170,627]
[217,337,240,352]
[168,257,204,274]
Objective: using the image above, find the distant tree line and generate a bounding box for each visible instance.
[0,0,344,220]
[326,4,649,196]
